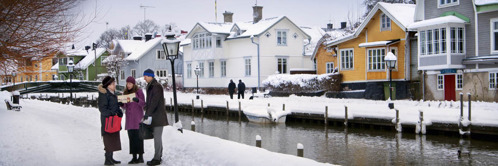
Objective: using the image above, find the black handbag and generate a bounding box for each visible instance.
[139,123,154,140]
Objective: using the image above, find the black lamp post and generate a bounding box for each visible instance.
[67,60,75,103]
[162,32,182,132]
[11,70,16,91]
[385,52,397,109]
[194,65,200,99]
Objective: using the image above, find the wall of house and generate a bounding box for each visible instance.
[477,11,498,56]
[17,55,57,82]
[315,44,337,74]
[424,72,498,102]
[86,51,109,81]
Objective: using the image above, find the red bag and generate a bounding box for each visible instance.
[105,115,122,133]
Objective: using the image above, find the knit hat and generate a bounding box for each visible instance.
[144,69,154,77]
[102,76,115,88]
[126,76,136,84]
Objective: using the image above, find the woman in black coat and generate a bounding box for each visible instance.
[98,76,123,165]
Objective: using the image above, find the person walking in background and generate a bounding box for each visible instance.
[237,79,246,99]
[120,76,145,164]
[228,79,236,99]
[98,76,123,165]
[143,69,169,166]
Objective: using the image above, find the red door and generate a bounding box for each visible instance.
[444,75,456,101]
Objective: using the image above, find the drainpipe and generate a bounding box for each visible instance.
[422,70,425,101]
[472,0,478,58]
[250,35,260,91]
[303,39,311,56]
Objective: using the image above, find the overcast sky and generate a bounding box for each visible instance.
[74,0,365,48]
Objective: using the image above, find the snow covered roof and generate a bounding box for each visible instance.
[310,29,351,60]
[113,40,144,54]
[300,26,326,56]
[463,55,498,64]
[51,62,59,70]
[64,49,89,57]
[198,22,234,34]
[359,39,400,48]
[326,2,415,47]
[407,15,467,30]
[475,0,498,5]
[75,48,106,70]
[125,37,163,61]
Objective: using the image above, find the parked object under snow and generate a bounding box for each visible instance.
[262,73,341,94]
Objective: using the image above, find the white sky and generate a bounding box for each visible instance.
[74,0,365,48]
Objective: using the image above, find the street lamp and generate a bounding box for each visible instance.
[384,52,397,109]
[67,60,75,103]
[194,65,200,99]
[162,32,182,133]
[11,70,16,91]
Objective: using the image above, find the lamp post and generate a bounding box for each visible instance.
[67,60,75,103]
[194,65,200,99]
[385,52,397,109]
[11,70,16,91]
[162,32,182,132]
[92,43,97,81]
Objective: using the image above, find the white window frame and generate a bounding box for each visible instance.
[193,32,212,50]
[220,60,226,77]
[419,26,463,56]
[198,62,205,78]
[156,70,167,77]
[389,47,398,70]
[456,74,463,90]
[490,72,497,90]
[380,14,391,31]
[100,56,107,66]
[186,62,192,78]
[326,62,334,73]
[367,48,386,71]
[131,69,136,78]
[244,58,251,76]
[216,37,222,48]
[438,0,459,8]
[156,49,166,60]
[277,57,288,74]
[340,48,354,70]
[276,29,288,46]
[437,74,444,90]
[491,18,498,54]
[208,61,215,78]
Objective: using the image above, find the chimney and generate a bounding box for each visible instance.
[223,11,234,23]
[145,33,152,42]
[252,6,263,24]
[341,22,347,29]
[327,23,333,31]
[133,36,142,41]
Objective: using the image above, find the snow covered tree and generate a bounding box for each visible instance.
[133,19,159,36]
[362,0,416,17]
[102,54,128,84]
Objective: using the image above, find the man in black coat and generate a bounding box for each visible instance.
[237,79,246,99]
[143,69,168,166]
[228,79,236,99]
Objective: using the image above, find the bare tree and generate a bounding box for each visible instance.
[102,54,127,84]
[118,25,133,40]
[133,19,159,36]
[362,0,415,17]
[0,0,93,64]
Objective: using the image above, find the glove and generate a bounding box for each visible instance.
[132,97,139,103]
[118,102,124,107]
[116,111,123,117]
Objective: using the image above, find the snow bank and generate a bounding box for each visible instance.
[262,73,340,92]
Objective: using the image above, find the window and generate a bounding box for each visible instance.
[419,27,463,55]
[245,58,251,76]
[59,58,67,65]
[198,62,204,77]
[79,73,84,80]
[368,48,385,71]
[340,49,354,70]
[434,29,440,54]
[100,56,107,65]
[187,63,192,78]
[427,29,433,54]
[193,33,212,50]
[131,69,136,78]
[492,18,498,53]
[120,70,125,80]
[439,0,459,8]
[490,72,497,90]
[156,70,167,77]
[208,61,214,78]
[437,75,444,90]
[390,47,398,69]
[326,62,334,73]
[157,50,166,60]
[441,28,447,53]
[216,37,222,48]
[277,58,287,74]
[456,74,463,90]
[220,60,226,77]
[381,14,391,31]
[277,30,287,46]
[458,27,464,53]
[420,31,426,55]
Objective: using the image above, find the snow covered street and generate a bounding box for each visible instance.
[0,92,332,166]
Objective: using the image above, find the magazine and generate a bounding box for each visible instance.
[117,93,136,103]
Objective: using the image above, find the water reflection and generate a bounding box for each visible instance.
[169,112,498,165]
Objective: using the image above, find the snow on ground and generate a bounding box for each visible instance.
[0,91,332,166]
[166,91,498,127]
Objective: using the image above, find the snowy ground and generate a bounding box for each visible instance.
[0,91,332,166]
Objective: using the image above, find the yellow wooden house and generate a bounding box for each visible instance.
[317,2,417,100]
[16,52,58,82]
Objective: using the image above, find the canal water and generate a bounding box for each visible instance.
[168,111,498,165]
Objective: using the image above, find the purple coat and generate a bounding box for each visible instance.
[122,88,145,130]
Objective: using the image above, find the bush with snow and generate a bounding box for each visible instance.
[262,73,341,92]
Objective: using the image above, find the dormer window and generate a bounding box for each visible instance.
[381,14,391,31]
[439,0,459,8]
[276,30,288,46]
[193,33,212,50]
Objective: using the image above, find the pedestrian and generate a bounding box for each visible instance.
[98,76,123,165]
[228,79,236,99]
[143,69,169,166]
[120,76,145,164]
[238,79,246,99]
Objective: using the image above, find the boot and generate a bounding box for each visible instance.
[146,159,161,166]
[128,154,138,164]
[137,154,144,163]
[110,152,121,164]
[104,152,114,165]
